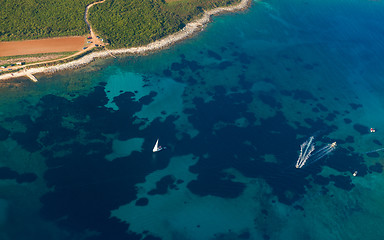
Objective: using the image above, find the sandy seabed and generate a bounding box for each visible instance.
[0,0,252,81]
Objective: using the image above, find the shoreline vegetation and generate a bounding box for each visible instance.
[0,0,252,81]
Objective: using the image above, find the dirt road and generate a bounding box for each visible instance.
[1,0,106,72]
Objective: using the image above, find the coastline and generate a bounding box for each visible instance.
[0,0,252,81]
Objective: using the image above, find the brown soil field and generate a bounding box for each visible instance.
[0,36,87,57]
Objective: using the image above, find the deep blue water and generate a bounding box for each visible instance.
[1,0,384,239]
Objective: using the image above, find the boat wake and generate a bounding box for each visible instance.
[295,136,315,168]
[295,136,336,168]
[364,147,384,154]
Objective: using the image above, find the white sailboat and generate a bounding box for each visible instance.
[152,139,164,152]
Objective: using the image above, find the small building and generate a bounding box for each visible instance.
[16,62,25,65]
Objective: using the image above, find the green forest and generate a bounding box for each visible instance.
[165,0,241,23]
[89,0,182,48]
[1,0,241,47]
[0,0,95,41]
[89,0,241,48]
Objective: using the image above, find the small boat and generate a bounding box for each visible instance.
[152,139,164,152]
[353,171,358,177]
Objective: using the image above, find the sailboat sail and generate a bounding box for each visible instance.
[153,138,165,152]
[153,139,160,152]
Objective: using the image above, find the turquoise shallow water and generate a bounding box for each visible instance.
[1,0,384,239]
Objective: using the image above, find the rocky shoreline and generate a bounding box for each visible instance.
[0,0,252,81]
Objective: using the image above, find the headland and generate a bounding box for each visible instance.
[0,0,252,81]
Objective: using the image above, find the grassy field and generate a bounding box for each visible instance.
[0,0,95,41]
[0,52,77,66]
[0,51,77,60]
[1,0,241,48]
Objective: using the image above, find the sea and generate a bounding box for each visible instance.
[1,0,384,239]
